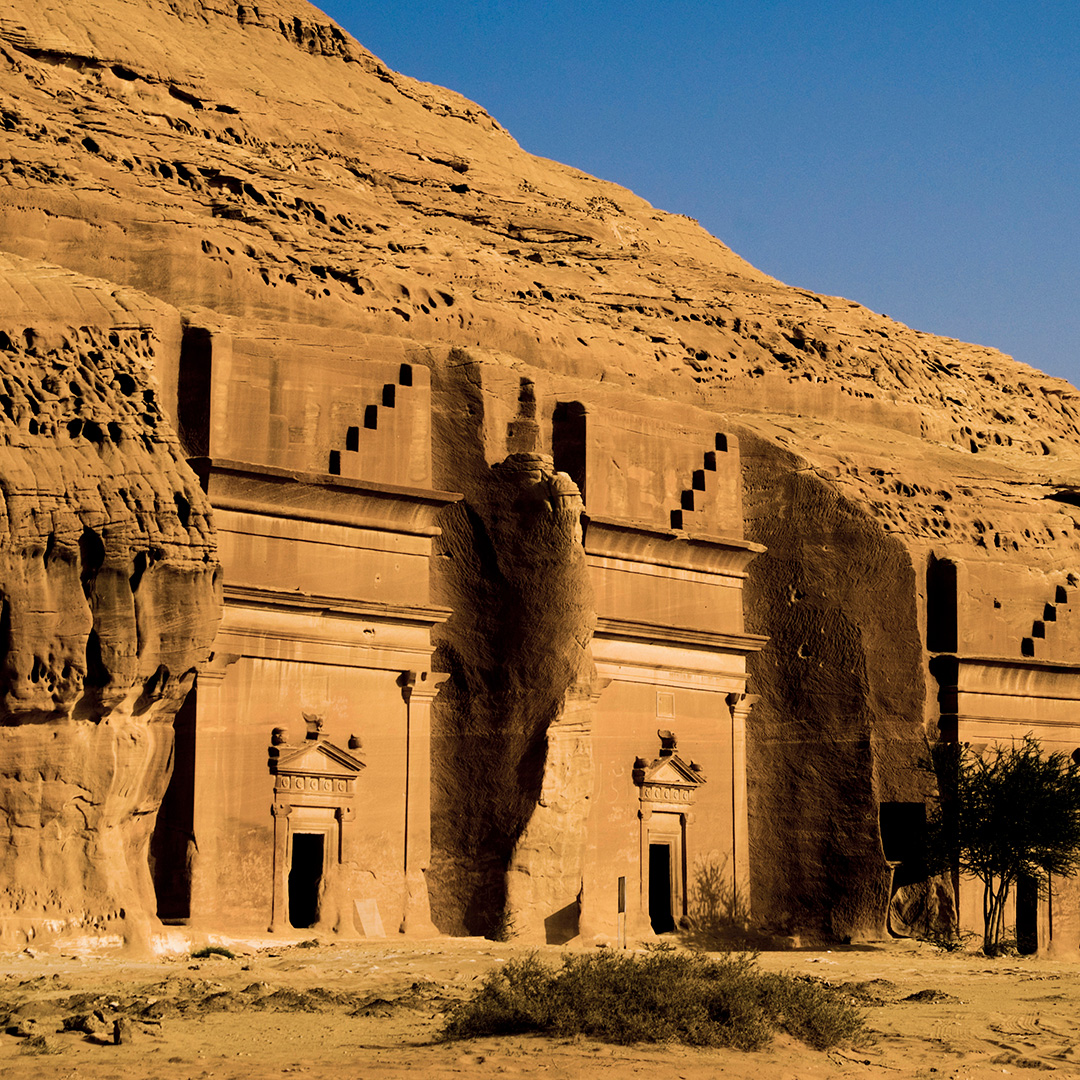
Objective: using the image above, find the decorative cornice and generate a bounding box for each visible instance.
[633,751,705,806]
[583,514,764,576]
[949,654,1080,701]
[223,583,453,626]
[956,712,1080,729]
[956,654,1080,675]
[190,457,462,537]
[595,616,768,654]
[269,739,366,777]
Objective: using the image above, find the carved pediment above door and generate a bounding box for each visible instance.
[633,729,706,807]
[268,735,366,811]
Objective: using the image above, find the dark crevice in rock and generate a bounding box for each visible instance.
[78,528,105,599]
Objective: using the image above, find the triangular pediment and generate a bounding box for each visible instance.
[637,754,705,787]
[271,739,365,778]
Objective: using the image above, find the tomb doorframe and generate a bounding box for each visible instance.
[267,735,365,932]
[634,741,704,934]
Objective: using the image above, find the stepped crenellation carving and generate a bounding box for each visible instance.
[1021,577,1078,660]
[670,432,730,532]
[328,363,417,481]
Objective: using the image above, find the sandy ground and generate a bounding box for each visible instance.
[0,934,1078,1080]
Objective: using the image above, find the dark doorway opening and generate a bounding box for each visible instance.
[649,843,674,933]
[288,833,324,929]
[552,401,587,500]
[879,801,928,890]
[1016,873,1039,954]
[177,325,212,457]
[926,555,958,653]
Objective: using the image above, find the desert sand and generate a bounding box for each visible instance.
[1,936,1077,1080]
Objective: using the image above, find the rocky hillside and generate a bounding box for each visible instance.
[2,0,1079,941]
[2,1,1076,527]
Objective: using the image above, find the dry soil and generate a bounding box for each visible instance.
[0,935,1077,1080]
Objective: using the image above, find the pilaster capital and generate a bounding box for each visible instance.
[588,675,613,704]
[198,650,242,684]
[401,669,450,705]
[726,691,759,721]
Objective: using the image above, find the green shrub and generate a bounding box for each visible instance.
[190,945,235,959]
[442,950,862,1051]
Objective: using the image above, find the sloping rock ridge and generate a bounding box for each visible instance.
[1,0,1079,943]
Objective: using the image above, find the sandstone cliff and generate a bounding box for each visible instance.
[2,0,1079,943]
[0,252,219,947]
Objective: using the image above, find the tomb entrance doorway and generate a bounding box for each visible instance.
[267,726,365,932]
[288,832,325,929]
[634,731,703,936]
[648,830,681,933]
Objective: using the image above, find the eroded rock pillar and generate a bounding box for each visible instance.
[504,678,605,944]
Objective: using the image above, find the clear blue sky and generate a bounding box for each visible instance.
[318,1,1080,386]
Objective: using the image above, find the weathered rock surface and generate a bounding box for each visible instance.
[429,429,598,937]
[0,252,220,947]
[2,0,1080,942]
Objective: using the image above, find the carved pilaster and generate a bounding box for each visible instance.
[637,804,653,930]
[269,801,292,931]
[187,652,241,927]
[399,669,449,937]
[727,691,758,913]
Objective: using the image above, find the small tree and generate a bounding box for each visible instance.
[935,735,1080,955]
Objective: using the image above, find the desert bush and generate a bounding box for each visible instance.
[923,923,979,953]
[190,945,235,959]
[441,949,862,1051]
[19,1034,62,1055]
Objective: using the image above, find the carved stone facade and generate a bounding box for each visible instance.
[145,344,765,943]
[152,344,460,937]
[928,557,1080,954]
[579,482,765,940]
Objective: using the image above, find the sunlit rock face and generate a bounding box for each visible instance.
[0,255,219,948]
[2,0,1080,946]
